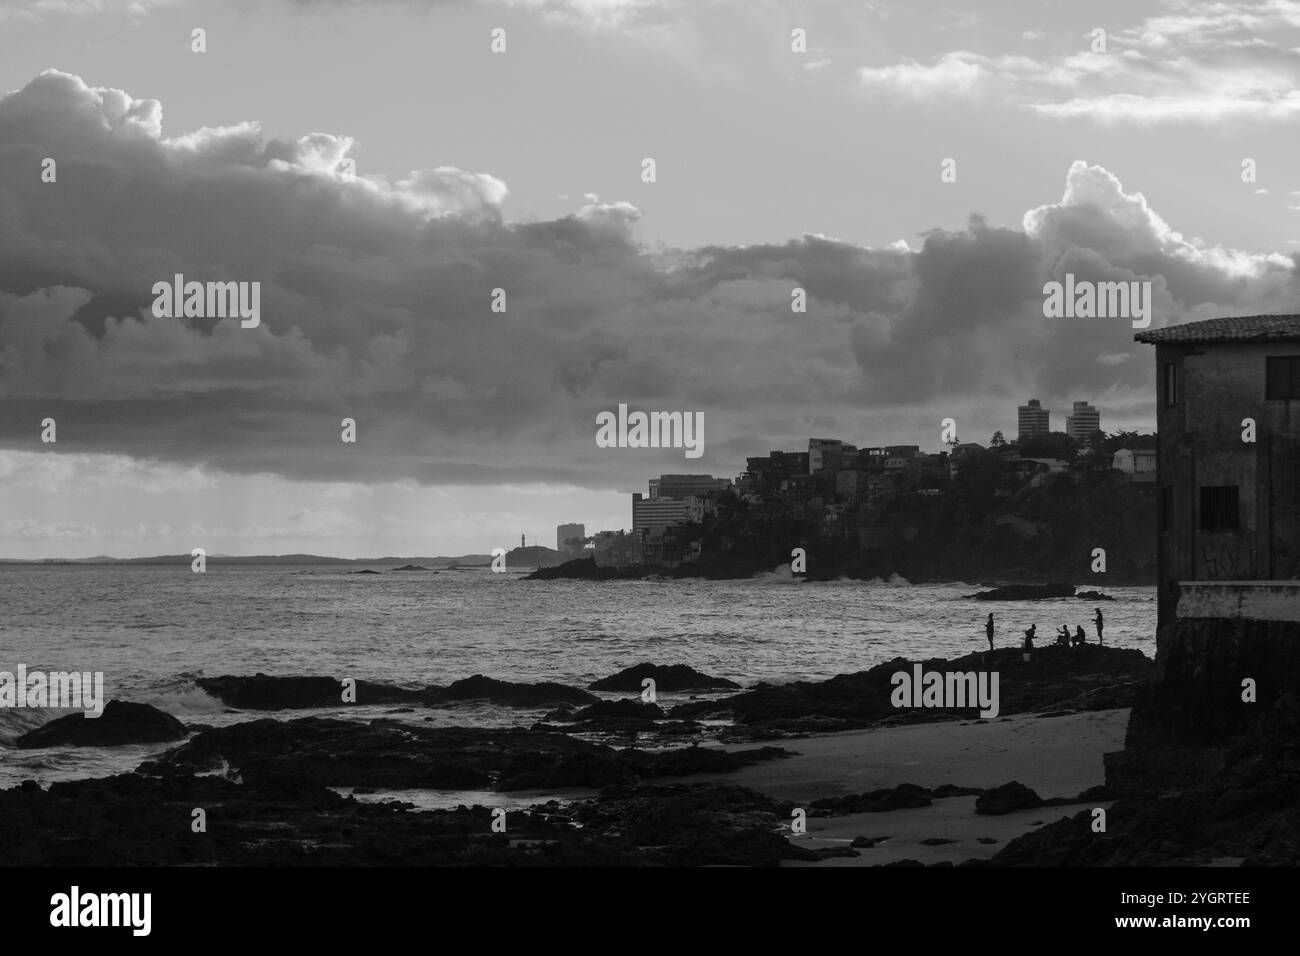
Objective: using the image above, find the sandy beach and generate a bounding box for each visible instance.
[669,708,1130,865]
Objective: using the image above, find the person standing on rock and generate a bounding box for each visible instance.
[986,613,995,651]
[1022,624,1035,662]
[1095,607,1104,645]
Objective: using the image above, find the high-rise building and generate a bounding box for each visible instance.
[1018,399,1050,442]
[648,475,731,499]
[632,493,688,532]
[556,523,585,554]
[1066,401,1101,442]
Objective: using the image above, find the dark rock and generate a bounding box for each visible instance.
[1075,590,1114,600]
[881,859,925,867]
[196,674,436,710]
[352,569,381,574]
[442,675,597,708]
[525,557,607,580]
[811,845,860,858]
[141,716,791,794]
[851,835,888,848]
[975,781,1045,816]
[1075,784,1112,802]
[0,772,686,866]
[545,699,664,722]
[390,564,433,571]
[966,582,1075,601]
[16,700,186,749]
[589,663,741,692]
[976,837,998,844]
[919,837,957,845]
[780,842,821,861]
[669,645,1151,728]
[576,783,792,866]
[811,783,932,814]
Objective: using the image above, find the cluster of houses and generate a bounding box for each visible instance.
[563,421,1154,569]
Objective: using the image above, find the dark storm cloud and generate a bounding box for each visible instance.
[1,71,1295,488]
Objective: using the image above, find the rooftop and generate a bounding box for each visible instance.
[1134,314,1300,345]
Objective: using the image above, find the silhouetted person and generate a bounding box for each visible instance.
[1095,608,1104,644]
[1057,624,1071,647]
[986,613,995,651]
[1075,625,1087,647]
[1022,624,1035,662]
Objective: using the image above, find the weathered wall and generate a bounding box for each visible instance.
[1106,615,1300,792]
[1179,581,1300,621]
[1154,341,1300,633]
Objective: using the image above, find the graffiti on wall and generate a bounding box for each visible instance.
[1201,540,1241,578]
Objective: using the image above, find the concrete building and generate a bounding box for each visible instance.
[682,494,718,523]
[1112,448,1157,481]
[1017,399,1050,442]
[1134,315,1300,623]
[1065,401,1102,442]
[556,523,585,554]
[1113,315,1300,788]
[808,438,857,473]
[631,492,688,532]
[947,442,985,479]
[648,475,731,499]
[741,451,809,492]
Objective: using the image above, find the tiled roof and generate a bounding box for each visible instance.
[1134,314,1300,345]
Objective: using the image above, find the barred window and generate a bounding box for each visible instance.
[1199,486,1238,531]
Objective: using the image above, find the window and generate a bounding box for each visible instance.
[1161,486,1174,531]
[1163,362,1178,406]
[1199,485,1239,531]
[1266,356,1300,399]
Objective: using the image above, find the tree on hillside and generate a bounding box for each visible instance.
[1101,430,1158,455]
[989,430,1007,448]
[1019,431,1078,463]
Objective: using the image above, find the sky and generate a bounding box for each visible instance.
[0,0,1298,558]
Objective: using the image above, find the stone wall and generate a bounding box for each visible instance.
[1106,615,1300,793]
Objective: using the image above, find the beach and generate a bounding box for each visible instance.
[672,708,1130,865]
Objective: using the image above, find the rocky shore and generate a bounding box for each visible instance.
[1,647,1189,866]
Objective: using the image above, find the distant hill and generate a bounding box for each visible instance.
[0,553,496,566]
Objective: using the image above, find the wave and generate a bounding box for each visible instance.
[132,676,226,717]
[0,706,56,746]
[747,565,803,584]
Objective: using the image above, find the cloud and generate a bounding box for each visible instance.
[1,71,1296,493]
[0,0,179,23]
[492,0,669,29]
[858,0,1300,124]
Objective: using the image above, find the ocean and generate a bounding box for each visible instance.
[0,564,1157,794]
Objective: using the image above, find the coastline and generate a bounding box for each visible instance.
[2,649,1158,867]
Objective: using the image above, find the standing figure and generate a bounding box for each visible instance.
[1095,607,1104,645]
[986,613,995,651]
[1022,624,1035,662]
